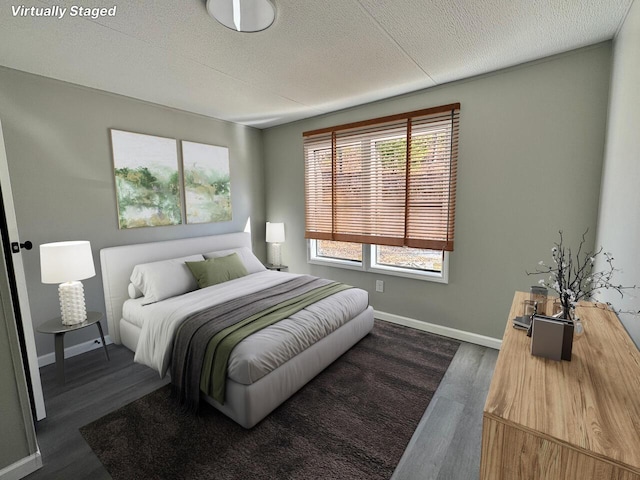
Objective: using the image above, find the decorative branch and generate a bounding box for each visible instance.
[526,230,638,318]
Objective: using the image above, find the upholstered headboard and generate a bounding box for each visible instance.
[100,232,252,344]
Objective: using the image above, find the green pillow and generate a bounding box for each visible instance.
[186,253,248,289]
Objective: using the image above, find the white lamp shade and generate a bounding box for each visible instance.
[266,222,285,243]
[40,241,96,284]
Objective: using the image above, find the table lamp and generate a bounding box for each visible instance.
[40,241,96,325]
[266,222,285,266]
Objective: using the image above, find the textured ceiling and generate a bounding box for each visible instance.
[0,0,633,128]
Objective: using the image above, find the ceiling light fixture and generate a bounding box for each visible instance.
[206,0,276,33]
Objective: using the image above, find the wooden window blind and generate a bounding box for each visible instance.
[304,103,460,251]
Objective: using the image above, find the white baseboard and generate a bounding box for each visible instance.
[37,335,113,368]
[36,315,499,367]
[0,451,42,480]
[374,310,502,350]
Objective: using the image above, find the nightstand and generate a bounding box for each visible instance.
[37,311,109,384]
[265,263,288,272]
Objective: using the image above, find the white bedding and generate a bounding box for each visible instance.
[128,270,369,382]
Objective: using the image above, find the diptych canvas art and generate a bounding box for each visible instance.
[110,130,233,229]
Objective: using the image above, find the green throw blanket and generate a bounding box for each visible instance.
[171,276,352,411]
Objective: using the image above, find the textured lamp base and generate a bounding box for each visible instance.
[59,281,87,325]
[268,243,282,266]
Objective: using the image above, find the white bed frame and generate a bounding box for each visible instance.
[100,232,374,428]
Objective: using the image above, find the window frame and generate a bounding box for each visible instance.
[308,239,449,284]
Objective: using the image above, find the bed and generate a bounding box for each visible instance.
[100,232,374,428]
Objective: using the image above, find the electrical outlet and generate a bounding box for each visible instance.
[375,280,384,293]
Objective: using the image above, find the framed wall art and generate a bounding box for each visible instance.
[110,129,182,229]
[181,140,232,224]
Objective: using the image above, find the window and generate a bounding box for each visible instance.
[315,240,362,263]
[373,244,442,272]
[304,103,460,250]
[304,103,459,282]
[309,239,448,283]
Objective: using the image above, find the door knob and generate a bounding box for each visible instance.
[10,241,33,253]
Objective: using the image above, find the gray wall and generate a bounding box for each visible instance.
[0,66,266,356]
[596,1,640,346]
[263,44,612,340]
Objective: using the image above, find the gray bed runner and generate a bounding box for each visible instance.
[171,275,334,411]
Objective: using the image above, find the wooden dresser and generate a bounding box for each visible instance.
[480,292,640,479]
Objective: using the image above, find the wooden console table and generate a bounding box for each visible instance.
[480,292,640,479]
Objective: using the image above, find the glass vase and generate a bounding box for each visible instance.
[572,314,585,340]
[552,300,584,340]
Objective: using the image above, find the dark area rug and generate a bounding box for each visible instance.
[80,320,460,480]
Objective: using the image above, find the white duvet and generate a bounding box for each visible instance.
[129,270,369,383]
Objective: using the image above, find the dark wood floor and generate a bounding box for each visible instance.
[26,338,497,480]
[26,345,169,480]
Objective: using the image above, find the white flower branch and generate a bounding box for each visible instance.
[527,230,639,317]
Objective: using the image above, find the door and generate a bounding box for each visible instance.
[0,118,46,420]
[0,215,41,476]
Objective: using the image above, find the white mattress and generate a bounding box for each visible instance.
[122,271,369,385]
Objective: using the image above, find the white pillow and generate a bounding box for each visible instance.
[128,283,143,299]
[130,254,204,305]
[203,247,266,274]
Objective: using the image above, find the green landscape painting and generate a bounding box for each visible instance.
[181,141,232,224]
[111,130,182,229]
